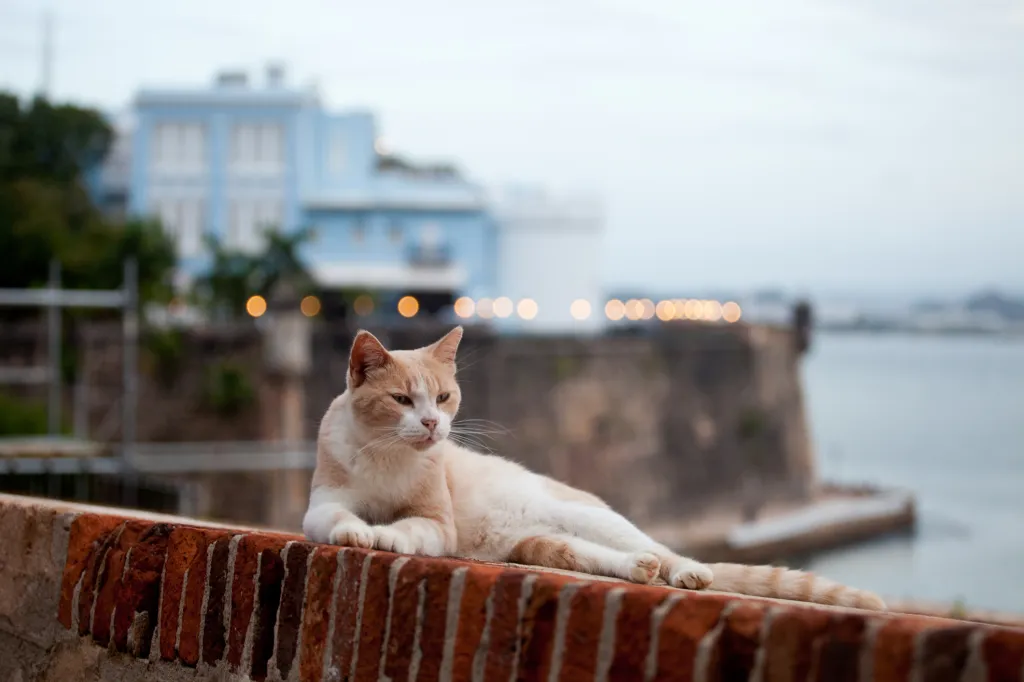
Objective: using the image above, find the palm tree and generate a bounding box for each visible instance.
[193,225,316,321]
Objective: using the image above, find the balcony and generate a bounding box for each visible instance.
[406,243,452,268]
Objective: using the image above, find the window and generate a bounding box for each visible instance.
[351,219,366,244]
[153,197,204,257]
[328,126,346,174]
[230,122,284,171]
[388,220,404,244]
[228,199,282,251]
[151,123,206,173]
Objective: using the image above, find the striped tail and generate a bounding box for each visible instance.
[707,563,887,611]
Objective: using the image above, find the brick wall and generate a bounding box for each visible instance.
[2,494,1022,681]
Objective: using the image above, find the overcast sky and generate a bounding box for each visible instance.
[2,0,1022,298]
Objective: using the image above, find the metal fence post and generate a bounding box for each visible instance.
[47,260,61,435]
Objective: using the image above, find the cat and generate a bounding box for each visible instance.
[302,326,887,611]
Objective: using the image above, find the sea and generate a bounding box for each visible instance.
[799,331,1024,614]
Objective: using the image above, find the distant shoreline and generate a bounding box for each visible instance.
[815,324,1024,339]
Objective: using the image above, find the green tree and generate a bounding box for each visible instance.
[193,225,315,320]
[0,91,176,308]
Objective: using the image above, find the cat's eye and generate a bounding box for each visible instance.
[391,394,412,406]
[436,392,451,404]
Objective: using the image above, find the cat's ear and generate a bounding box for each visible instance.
[348,330,392,388]
[425,326,463,365]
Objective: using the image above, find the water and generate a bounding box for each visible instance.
[800,332,1024,613]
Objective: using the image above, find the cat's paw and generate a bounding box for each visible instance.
[627,552,661,584]
[328,522,374,549]
[670,559,714,590]
[372,526,415,555]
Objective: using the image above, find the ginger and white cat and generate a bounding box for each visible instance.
[303,326,886,611]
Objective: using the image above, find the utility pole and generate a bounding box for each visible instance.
[40,10,54,98]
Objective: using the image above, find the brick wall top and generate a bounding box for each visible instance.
[5,495,1023,681]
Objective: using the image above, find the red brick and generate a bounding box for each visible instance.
[607,585,672,680]
[872,616,936,682]
[704,600,766,682]
[298,547,339,682]
[918,625,973,682]
[111,523,172,657]
[177,528,232,666]
[274,542,313,681]
[226,534,288,671]
[475,570,527,682]
[76,520,126,636]
[250,548,285,681]
[446,561,501,675]
[200,536,233,666]
[157,526,226,662]
[760,607,830,682]
[558,583,609,680]
[418,561,482,682]
[351,552,402,682]
[813,614,867,682]
[382,558,455,682]
[516,572,577,682]
[983,628,1024,682]
[330,549,371,678]
[58,514,127,630]
[653,593,734,681]
[89,520,149,646]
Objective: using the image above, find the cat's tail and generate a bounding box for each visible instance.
[706,563,887,611]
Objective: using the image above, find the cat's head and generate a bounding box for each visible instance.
[346,326,463,450]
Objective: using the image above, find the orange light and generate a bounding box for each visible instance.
[246,295,267,318]
[655,300,676,321]
[570,299,591,321]
[476,297,494,319]
[517,298,538,320]
[453,296,475,318]
[722,301,742,323]
[397,295,419,318]
[493,296,513,318]
[353,294,374,316]
[300,295,321,317]
[703,300,723,322]
[674,299,687,319]
[605,299,625,321]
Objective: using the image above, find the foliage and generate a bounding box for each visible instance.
[144,328,185,389]
[0,392,50,436]
[202,362,255,416]
[0,91,177,313]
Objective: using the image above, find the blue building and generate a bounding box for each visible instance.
[121,65,498,313]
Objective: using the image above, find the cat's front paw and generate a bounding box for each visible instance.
[329,521,374,549]
[670,559,714,590]
[372,526,415,555]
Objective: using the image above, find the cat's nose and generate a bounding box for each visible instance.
[421,417,438,432]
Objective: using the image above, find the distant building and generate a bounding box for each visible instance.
[492,187,605,333]
[119,64,496,312]
[93,64,608,329]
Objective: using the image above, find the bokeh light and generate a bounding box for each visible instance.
[246,295,266,318]
[493,296,513,318]
[570,299,591,320]
[517,298,538,320]
[300,295,321,317]
[639,298,655,320]
[353,294,374,316]
[605,299,625,321]
[453,296,475,318]
[703,300,722,322]
[476,297,494,319]
[655,300,676,321]
[397,295,419,318]
[722,301,742,323]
